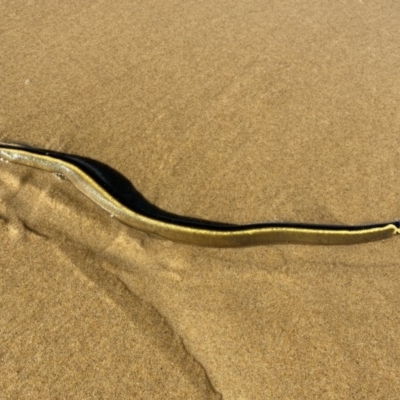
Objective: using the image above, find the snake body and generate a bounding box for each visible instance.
[0,143,398,246]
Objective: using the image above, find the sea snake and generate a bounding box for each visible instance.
[0,142,398,246]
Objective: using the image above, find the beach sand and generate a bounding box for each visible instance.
[1,0,400,398]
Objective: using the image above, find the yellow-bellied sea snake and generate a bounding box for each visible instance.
[0,142,398,246]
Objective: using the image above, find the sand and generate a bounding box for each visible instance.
[1,0,400,398]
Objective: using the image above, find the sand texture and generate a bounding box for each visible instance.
[1,0,400,398]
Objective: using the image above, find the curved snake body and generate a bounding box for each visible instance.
[0,143,398,246]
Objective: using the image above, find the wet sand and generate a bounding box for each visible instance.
[1,1,400,398]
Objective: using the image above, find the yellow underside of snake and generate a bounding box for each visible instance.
[0,143,398,247]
